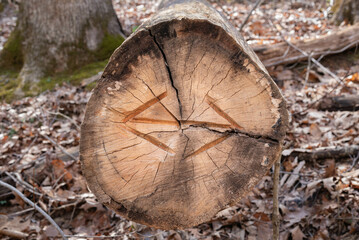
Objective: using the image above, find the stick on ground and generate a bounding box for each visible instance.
[239,0,263,31]
[0,180,67,240]
[272,155,281,240]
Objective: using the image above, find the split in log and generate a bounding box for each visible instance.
[80,0,288,229]
[253,24,359,67]
[282,145,359,162]
[317,95,359,112]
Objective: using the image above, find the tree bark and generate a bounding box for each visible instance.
[253,23,359,67]
[80,0,288,229]
[0,0,124,95]
[331,0,359,25]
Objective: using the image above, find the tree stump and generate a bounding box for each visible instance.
[80,0,288,229]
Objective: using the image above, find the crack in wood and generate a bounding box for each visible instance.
[102,140,128,183]
[148,28,184,118]
[131,117,231,129]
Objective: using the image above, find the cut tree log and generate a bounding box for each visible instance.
[80,0,288,229]
[253,24,359,67]
[317,95,359,112]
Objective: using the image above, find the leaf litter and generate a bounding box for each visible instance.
[1,0,359,239]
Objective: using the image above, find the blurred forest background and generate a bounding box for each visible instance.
[0,0,359,239]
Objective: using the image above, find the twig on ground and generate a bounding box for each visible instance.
[280,171,314,177]
[0,180,67,240]
[46,110,81,130]
[316,39,359,62]
[63,231,162,239]
[50,200,78,216]
[8,207,35,217]
[13,134,38,166]
[345,152,359,173]
[4,172,42,196]
[0,228,29,239]
[272,155,281,240]
[239,0,263,32]
[52,172,67,189]
[40,133,77,161]
[305,52,312,86]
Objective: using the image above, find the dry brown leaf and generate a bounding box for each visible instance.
[309,123,322,141]
[256,222,271,240]
[290,226,305,240]
[51,159,73,182]
[283,159,295,172]
[346,72,359,84]
[253,212,271,222]
[324,159,336,178]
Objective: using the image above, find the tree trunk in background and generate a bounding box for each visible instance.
[0,0,125,95]
[331,0,359,25]
[80,0,288,229]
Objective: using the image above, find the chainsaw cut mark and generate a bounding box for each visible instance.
[205,95,244,130]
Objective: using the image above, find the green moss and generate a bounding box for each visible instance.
[38,59,108,92]
[349,49,359,61]
[0,3,4,13]
[0,59,107,102]
[94,33,124,60]
[85,81,98,91]
[0,26,124,102]
[0,29,23,70]
[0,70,20,102]
[132,26,139,33]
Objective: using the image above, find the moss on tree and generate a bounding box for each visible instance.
[0,59,108,102]
[94,33,124,60]
[0,29,23,71]
[0,23,124,102]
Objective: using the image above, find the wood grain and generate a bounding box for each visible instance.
[80,0,288,229]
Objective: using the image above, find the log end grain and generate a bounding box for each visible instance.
[80,0,288,229]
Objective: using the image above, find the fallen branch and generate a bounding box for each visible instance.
[268,20,343,84]
[253,24,359,67]
[0,180,67,240]
[282,146,359,162]
[0,228,28,239]
[317,95,359,112]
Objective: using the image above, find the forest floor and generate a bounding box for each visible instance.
[1,1,359,239]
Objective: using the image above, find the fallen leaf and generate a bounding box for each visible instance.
[324,159,336,178]
[290,226,305,240]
